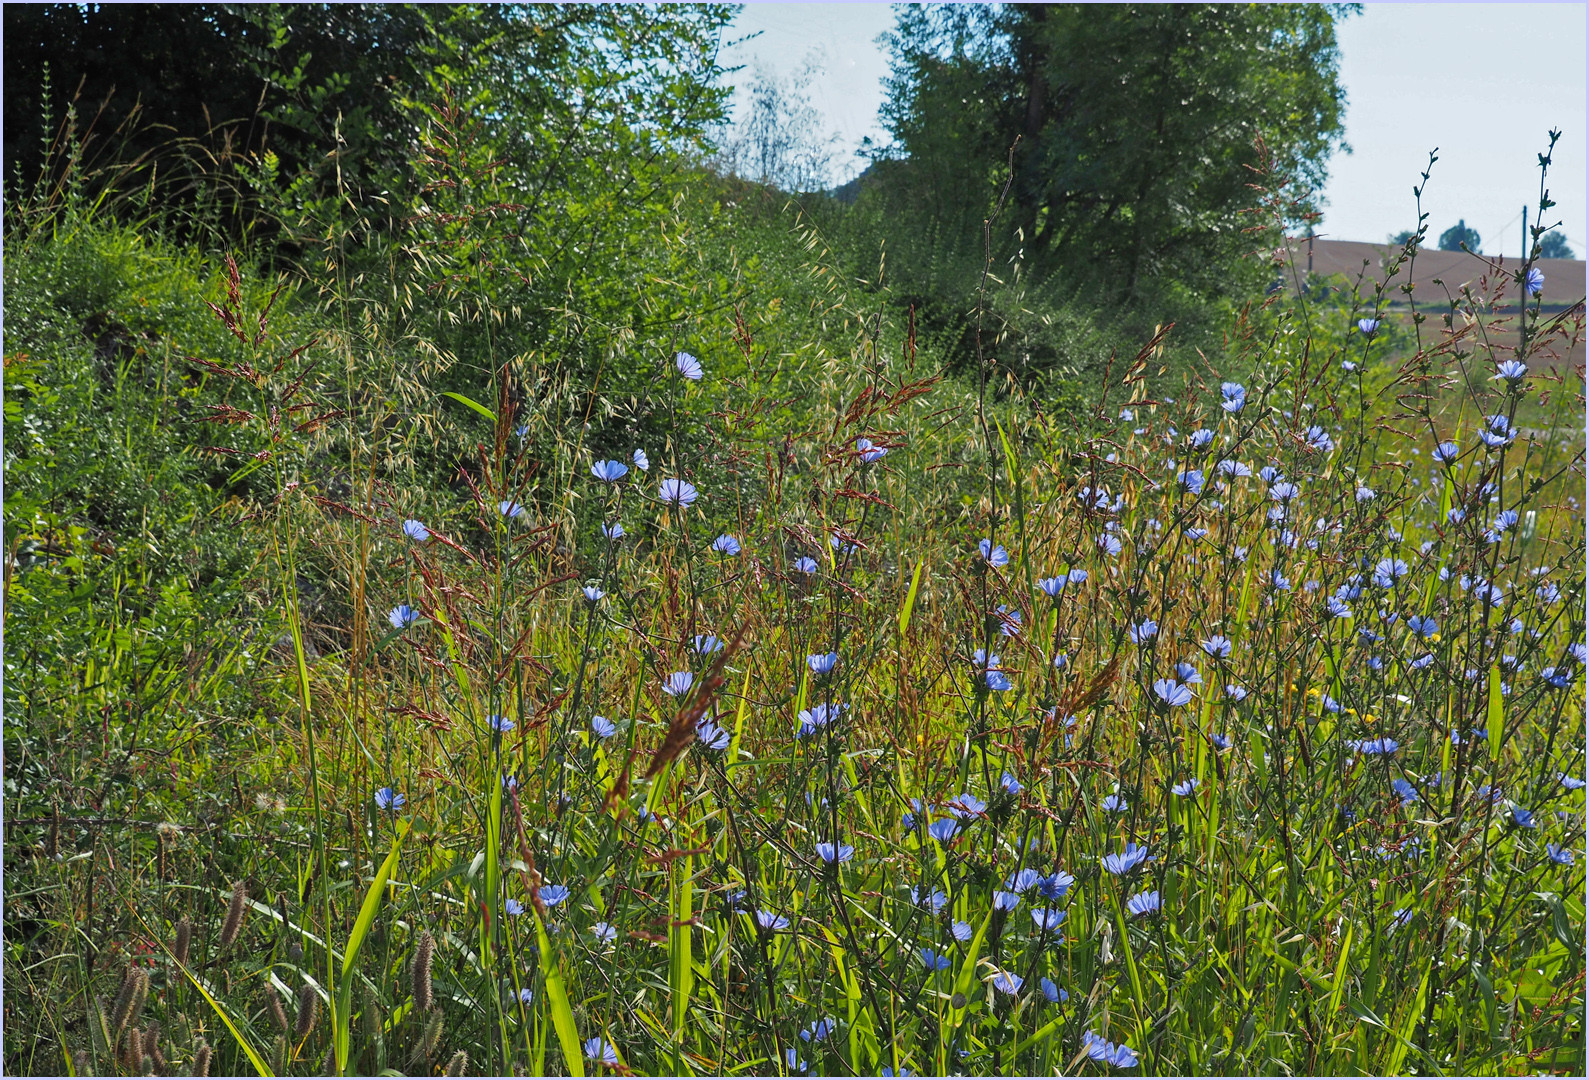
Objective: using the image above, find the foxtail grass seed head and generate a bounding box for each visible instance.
[445,1049,469,1076]
[89,995,113,1060]
[172,916,192,968]
[266,986,289,1034]
[193,1040,213,1077]
[272,1034,288,1076]
[294,983,320,1042]
[111,966,147,1035]
[423,1008,446,1055]
[143,1022,166,1072]
[412,930,435,1013]
[220,881,247,948]
[120,1026,141,1072]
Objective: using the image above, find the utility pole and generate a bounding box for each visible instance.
[1520,205,1528,357]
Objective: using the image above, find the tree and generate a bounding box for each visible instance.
[711,57,841,193]
[1438,220,1481,252]
[1388,229,1416,246]
[872,3,1354,305]
[2,5,487,229]
[3,4,736,246]
[1538,230,1575,259]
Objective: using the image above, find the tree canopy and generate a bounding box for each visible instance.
[868,3,1353,305]
[1538,230,1575,259]
[1438,219,1481,252]
[4,4,735,243]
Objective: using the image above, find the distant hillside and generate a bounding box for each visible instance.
[828,163,877,205]
[1285,238,1585,311]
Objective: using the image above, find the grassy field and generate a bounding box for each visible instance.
[4,196,1586,1079]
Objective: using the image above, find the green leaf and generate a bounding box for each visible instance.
[1487,664,1504,761]
[440,390,497,423]
[670,844,695,1039]
[172,956,274,1076]
[898,559,924,637]
[949,907,994,1030]
[534,909,586,1077]
[336,821,409,1073]
[726,660,754,768]
[1327,922,1354,1017]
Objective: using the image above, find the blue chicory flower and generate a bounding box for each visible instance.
[1152,679,1194,708]
[978,538,1010,568]
[856,438,887,462]
[659,478,698,507]
[1101,843,1151,875]
[1125,890,1162,917]
[815,842,855,864]
[583,1038,619,1066]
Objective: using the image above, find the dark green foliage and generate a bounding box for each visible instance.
[816,3,1352,396]
[4,4,737,249]
[1538,229,1575,259]
[4,4,471,238]
[872,3,1351,302]
[1439,218,1482,252]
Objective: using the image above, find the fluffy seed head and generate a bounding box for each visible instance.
[412,929,435,1013]
[423,1008,447,1055]
[220,881,248,948]
[192,1041,213,1078]
[88,996,113,1060]
[294,983,320,1042]
[266,986,290,1034]
[143,1021,166,1072]
[172,917,192,969]
[445,1049,470,1076]
[111,966,148,1036]
[120,1026,141,1072]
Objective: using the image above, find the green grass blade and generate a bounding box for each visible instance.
[174,958,274,1076]
[1327,922,1354,1017]
[335,821,408,1073]
[534,909,586,1077]
[898,559,924,637]
[670,847,695,1041]
[727,661,754,768]
[440,390,497,423]
[1487,663,1504,761]
[949,908,993,1031]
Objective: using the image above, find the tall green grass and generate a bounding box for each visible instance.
[4,139,1584,1078]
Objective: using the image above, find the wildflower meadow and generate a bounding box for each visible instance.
[3,17,1584,1076]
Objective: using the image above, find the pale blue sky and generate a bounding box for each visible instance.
[721,2,1587,256]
